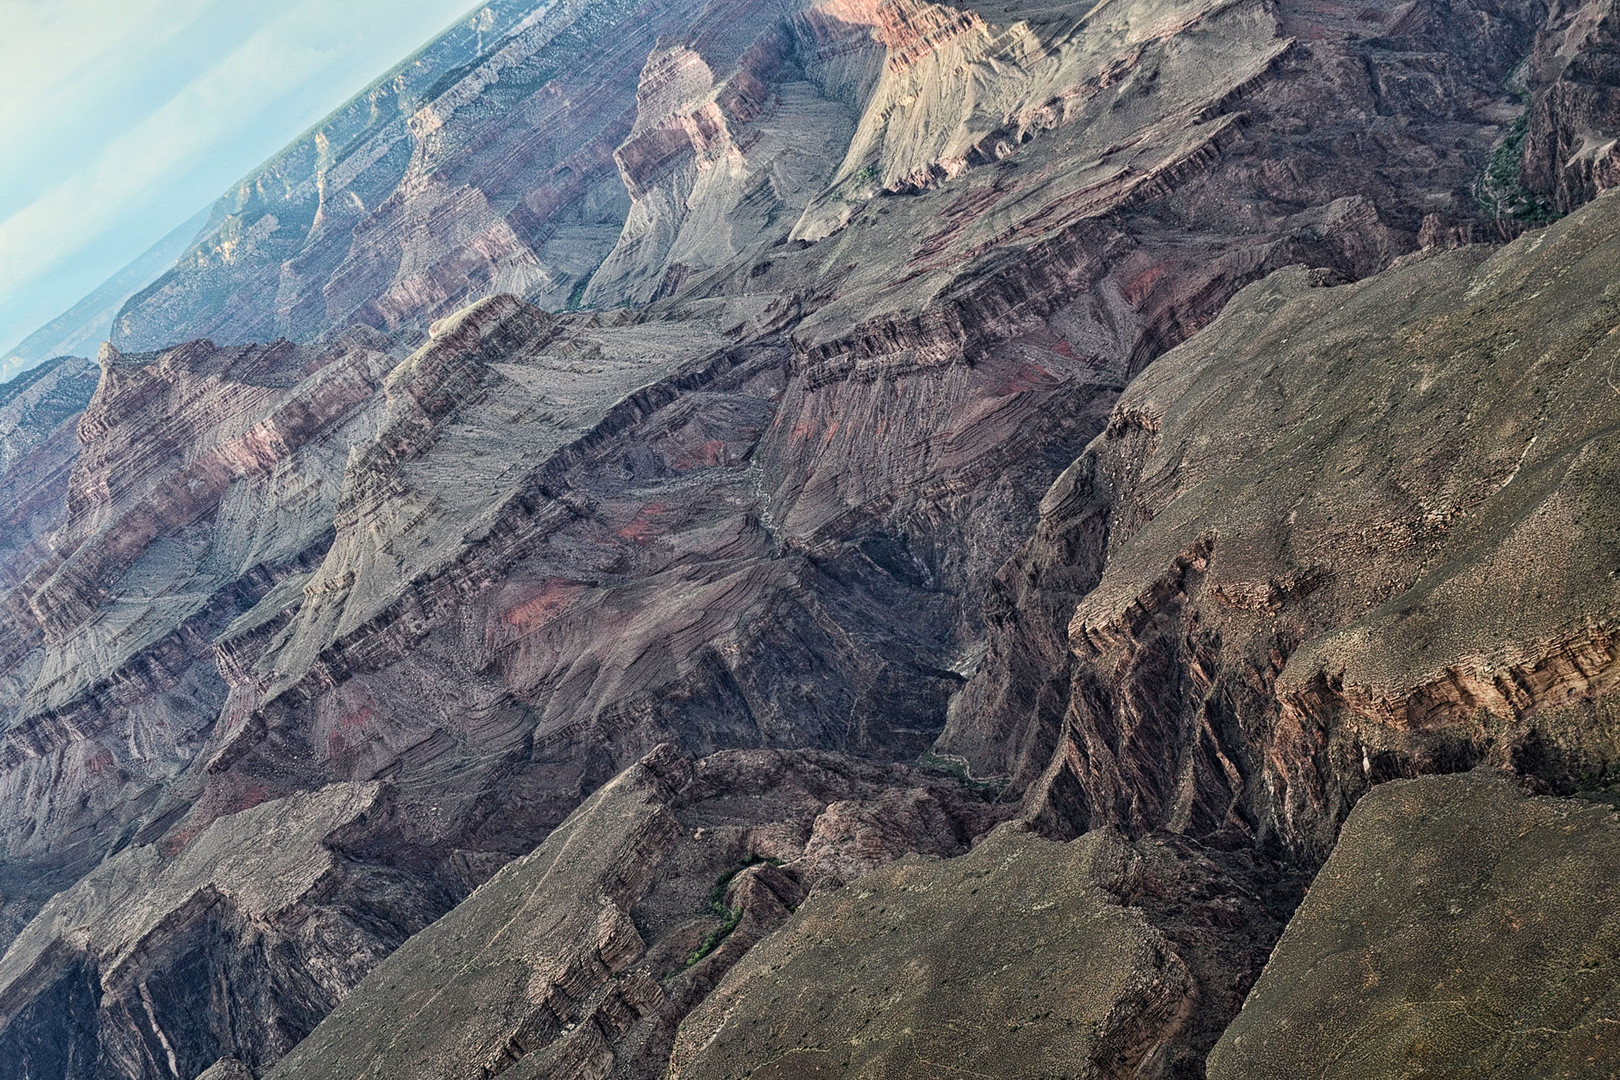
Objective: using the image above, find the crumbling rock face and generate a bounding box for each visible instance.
[263,745,1002,1080]
[111,0,700,350]
[0,0,1608,1073]
[0,335,390,912]
[0,782,455,1079]
[1209,771,1620,1078]
[945,191,1620,865]
[668,822,1293,1080]
[1523,0,1620,212]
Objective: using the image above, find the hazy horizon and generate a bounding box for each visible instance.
[0,0,488,362]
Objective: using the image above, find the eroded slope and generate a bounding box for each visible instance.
[669,822,1291,1080]
[947,188,1620,863]
[0,0,1587,1074]
[263,745,1002,1080]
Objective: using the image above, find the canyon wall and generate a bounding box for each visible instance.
[5,0,1620,1075]
[1209,771,1620,1078]
[944,188,1620,866]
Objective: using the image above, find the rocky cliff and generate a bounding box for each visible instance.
[667,822,1291,1079]
[943,186,1620,868]
[0,355,115,939]
[3,0,1620,1075]
[1522,0,1620,213]
[260,745,1003,1080]
[113,0,1550,356]
[110,0,703,351]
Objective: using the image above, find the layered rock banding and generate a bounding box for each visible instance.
[946,187,1620,866]
[0,335,391,913]
[0,783,450,1078]
[110,0,707,350]
[2,0,1620,1075]
[1522,0,1620,214]
[668,823,1291,1080]
[262,745,1003,1080]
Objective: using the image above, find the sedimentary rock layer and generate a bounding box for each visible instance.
[669,822,1292,1079]
[0,0,1599,1074]
[0,335,391,923]
[110,0,705,350]
[1523,0,1620,213]
[0,783,451,1079]
[264,745,1002,1080]
[945,188,1620,864]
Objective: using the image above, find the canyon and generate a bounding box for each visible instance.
[0,0,1618,1075]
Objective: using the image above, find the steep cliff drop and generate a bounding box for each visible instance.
[945,187,1620,868]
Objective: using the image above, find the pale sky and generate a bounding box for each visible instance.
[0,0,485,356]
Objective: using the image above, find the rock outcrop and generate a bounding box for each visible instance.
[0,783,452,1079]
[263,745,1002,1080]
[669,823,1292,1080]
[944,187,1620,865]
[0,335,391,940]
[1523,0,1620,213]
[1209,771,1620,1078]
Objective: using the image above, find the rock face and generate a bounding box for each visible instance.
[112,0,1549,355]
[1523,0,1620,213]
[263,745,1002,1080]
[0,355,99,645]
[1208,771,1620,1079]
[669,824,1292,1080]
[110,0,702,351]
[0,334,392,947]
[3,0,1620,1075]
[66,0,1554,899]
[944,187,1620,865]
[0,356,101,940]
[0,356,99,611]
[0,783,452,1078]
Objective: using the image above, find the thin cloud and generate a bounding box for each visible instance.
[0,0,483,357]
[0,14,333,293]
[0,0,239,202]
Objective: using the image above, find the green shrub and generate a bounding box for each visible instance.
[1474,93,1561,224]
[682,854,786,970]
[685,906,743,969]
[918,751,1011,794]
